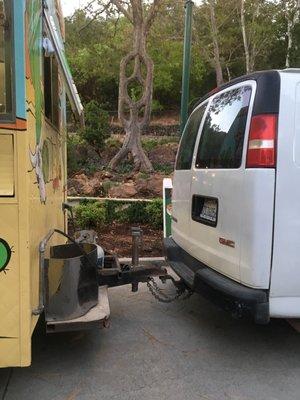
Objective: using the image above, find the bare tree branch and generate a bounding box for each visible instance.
[145,0,162,32]
[111,0,134,23]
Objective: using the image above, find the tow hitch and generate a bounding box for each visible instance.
[98,228,193,302]
[42,227,192,333]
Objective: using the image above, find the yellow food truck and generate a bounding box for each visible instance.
[0,0,185,369]
[0,0,85,367]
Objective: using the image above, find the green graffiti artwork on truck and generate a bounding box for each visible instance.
[27,0,47,202]
[0,239,12,274]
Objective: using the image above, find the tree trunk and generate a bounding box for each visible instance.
[109,0,160,172]
[208,0,224,86]
[285,0,300,68]
[240,0,250,74]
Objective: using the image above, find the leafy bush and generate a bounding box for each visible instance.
[151,99,164,115]
[145,198,163,230]
[104,200,121,223]
[67,135,85,175]
[142,139,158,152]
[80,100,110,156]
[153,163,174,175]
[105,137,122,150]
[75,201,106,229]
[119,202,148,224]
[74,198,163,230]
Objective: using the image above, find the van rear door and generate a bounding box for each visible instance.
[172,103,207,252]
[189,83,254,283]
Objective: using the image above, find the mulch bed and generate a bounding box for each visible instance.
[96,222,164,258]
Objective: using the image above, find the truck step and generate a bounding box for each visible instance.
[46,286,110,333]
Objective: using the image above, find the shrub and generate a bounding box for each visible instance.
[142,138,158,152]
[104,200,121,223]
[74,198,163,231]
[153,163,174,175]
[75,201,106,229]
[119,202,148,224]
[80,100,110,156]
[67,135,84,175]
[145,198,163,230]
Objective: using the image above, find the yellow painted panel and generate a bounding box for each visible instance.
[0,134,14,196]
[0,338,22,368]
[0,205,19,338]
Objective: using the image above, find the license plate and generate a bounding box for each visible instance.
[200,199,217,223]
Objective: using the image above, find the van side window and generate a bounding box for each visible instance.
[195,86,252,169]
[0,0,13,120]
[176,104,207,170]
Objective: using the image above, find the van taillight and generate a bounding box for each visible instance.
[246,114,278,168]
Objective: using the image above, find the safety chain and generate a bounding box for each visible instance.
[147,277,193,303]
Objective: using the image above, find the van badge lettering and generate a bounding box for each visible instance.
[219,238,235,248]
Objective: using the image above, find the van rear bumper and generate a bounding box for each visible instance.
[164,238,270,324]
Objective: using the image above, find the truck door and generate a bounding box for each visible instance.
[189,84,254,282]
[172,103,207,252]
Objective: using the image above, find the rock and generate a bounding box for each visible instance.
[103,171,113,179]
[67,186,78,197]
[135,174,164,197]
[68,173,103,197]
[148,143,178,165]
[81,183,96,196]
[108,182,138,198]
[147,175,164,196]
[74,173,89,185]
[68,177,85,195]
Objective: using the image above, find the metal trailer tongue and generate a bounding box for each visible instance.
[40,226,192,334]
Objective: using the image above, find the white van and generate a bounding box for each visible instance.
[165,70,300,324]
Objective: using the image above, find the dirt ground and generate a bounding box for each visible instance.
[97,223,164,258]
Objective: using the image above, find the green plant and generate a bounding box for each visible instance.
[104,200,122,223]
[151,99,164,114]
[80,100,110,157]
[116,161,133,174]
[142,138,158,152]
[75,202,106,229]
[67,135,84,175]
[106,137,122,150]
[119,202,148,224]
[145,198,163,230]
[102,181,117,196]
[153,163,174,175]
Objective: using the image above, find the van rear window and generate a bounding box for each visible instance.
[195,86,252,169]
[176,103,207,170]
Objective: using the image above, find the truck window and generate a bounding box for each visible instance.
[0,0,13,120]
[44,55,60,129]
[176,103,207,170]
[196,86,252,169]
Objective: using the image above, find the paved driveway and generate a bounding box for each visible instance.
[1,282,300,400]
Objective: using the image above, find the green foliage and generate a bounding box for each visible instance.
[75,199,163,230]
[75,201,106,229]
[67,134,87,175]
[142,139,158,152]
[145,199,163,230]
[142,137,180,153]
[119,202,149,224]
[65,1,296,116]
[80,100,110,156]
[153,163,174,175]
[105,137,122,150]
[115,161,133,174]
